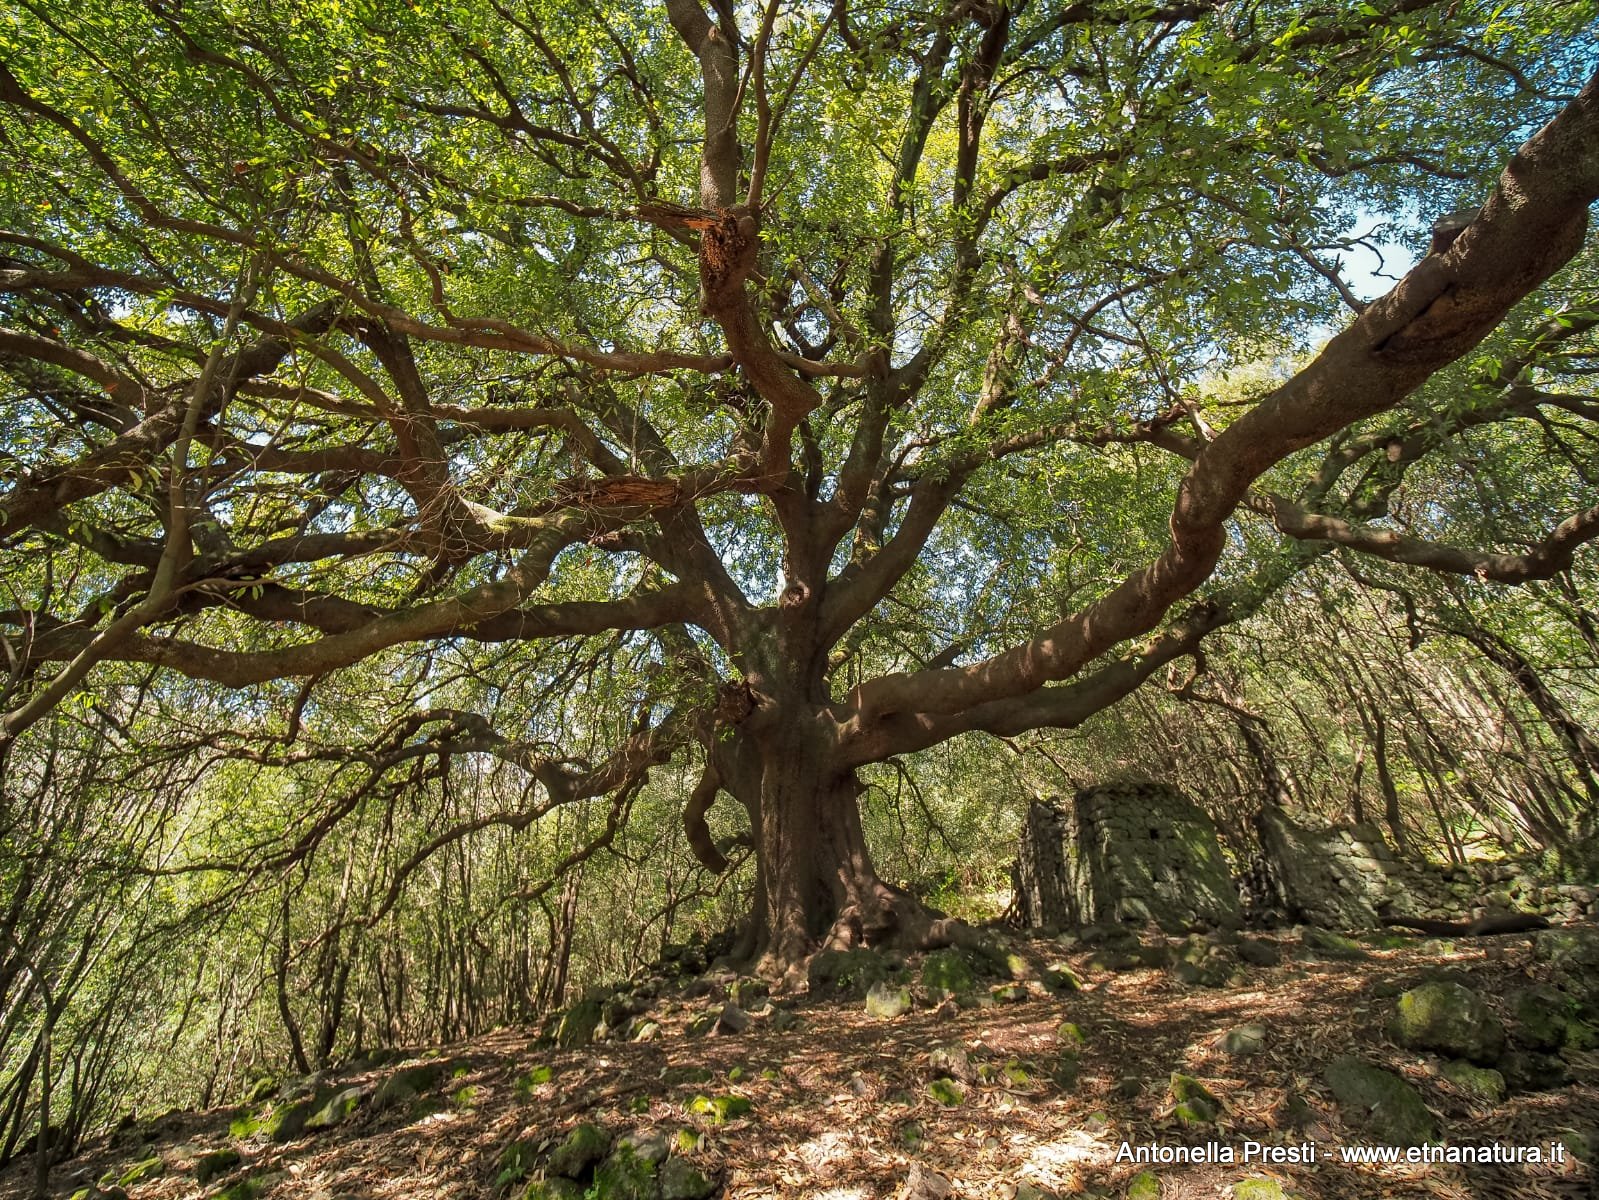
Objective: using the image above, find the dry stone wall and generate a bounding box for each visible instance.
[1253,807,1599,928]
[1014,783,1242,933]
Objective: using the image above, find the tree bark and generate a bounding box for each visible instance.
[721,716,967,980]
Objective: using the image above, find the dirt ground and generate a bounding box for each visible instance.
[3,926,1594,1200]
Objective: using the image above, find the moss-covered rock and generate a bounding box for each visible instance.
[920,948,980,997]
[1169,1073,1220,1126]
[549,1122,611,1178]
[1125,1169,1160,1199]
[662,1065,715,1086]
[117,1156,164,1186]
[865,982,913,1019]
[522,1178,585,1200]
[194,1147,242,1184]
[1051,1052,1081,1091]
[1300,928,1368,961]
[1389,982,1505,1064]
[515,1065,554,1099]
[1041,962,1082,993]
[1534,926,1599,975]
[371,1062,448,1112]
[1558,1128,1594,1164]
[213,1173,284,1200]
[496,1139,540,1189]
[659,1157,715,1200]
[592,1143,660,1200]
[242,1076,277,1105]
[685,1094,752,1125]
[1221,1024,1268,1056]
[1499,1049,1571,1092]
[305,1086,365,1131]
[808,947,890,996]
[1235,937,1282,967]
[555,999,604,1049]
[928,1044,974,1082]
[263,1098,317,1143]
[1440,1060,1506,1105]
[1231,1181,1286,1200]
[927,1078,964,1106]
[1513,985,1575,1052]
[1322,1056,1437,1147]
[728,978,768,1009]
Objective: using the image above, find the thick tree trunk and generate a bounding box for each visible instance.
[725,721,965,981]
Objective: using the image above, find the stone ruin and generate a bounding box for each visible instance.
[1251,807,1599,929]
[1013,782,1242,933]
[1012,783,1599,935]
[1251,808,1424,928]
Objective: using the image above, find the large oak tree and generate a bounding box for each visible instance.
[2,0,1597,975]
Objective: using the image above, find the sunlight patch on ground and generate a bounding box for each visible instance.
[1025,1128,1117,1170]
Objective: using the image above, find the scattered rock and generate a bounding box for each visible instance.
[116,1156,163,1186]
[1169,1073,1219,1125]
[1058,1021,1087,1047]
[193,1147,241,1184]
[1236,938,1282,967]
[865,981,913,1019]
[713,1003,750,1035]
[902,1162,954,1200]
[523,1178,586,1200]
[1513,985,1574,1051]
[1389,981,1505,1064]
[371,1062,447,1112]
[593,1142,659,1200]
[262,1098,315,1143]
[549,1122,611,1178]
[728,978,768,1009]
[1041,962,1083,992]
[660,1156,716,1200]
[1231,1180,1286,1200]
[1299,928,1368,961]
[1440,1060,1506,1105]
[1051,1052,1081,1091]
[929,1045,975,1082]
[305,1086,365,1132]
[808,947,891,996]
[1220,1024,1268,1057]
[662,1065,714,1086]
[927,1078,964,1106]
[685,1094,752,1125]
[1125,1169,1160,1199]
[1499,1049,1571,1093]
[1322,1056,1437,1147]
[555,999,604,1049]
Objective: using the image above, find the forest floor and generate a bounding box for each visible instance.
[3,925,1595,1200]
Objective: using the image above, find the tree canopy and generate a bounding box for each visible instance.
[2,0,1598,1000]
